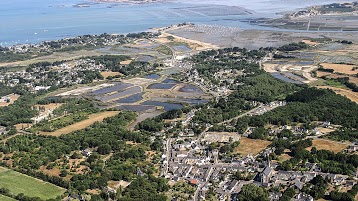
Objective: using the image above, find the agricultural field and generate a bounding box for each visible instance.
[306,139,348,153]
[0,195,17,201]
[0,167,66,200]
[320,63,358,75]
[40,111,120,136]
[234,137,271,156]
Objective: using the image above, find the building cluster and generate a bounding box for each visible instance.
[0,59,106,92]
[4,33,130,54]
[159,108,357,201]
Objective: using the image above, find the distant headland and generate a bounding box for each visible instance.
[92,0,164,4]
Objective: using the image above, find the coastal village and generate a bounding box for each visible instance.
[0,1,357,200]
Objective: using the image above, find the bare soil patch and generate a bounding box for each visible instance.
[234,137,271,156]
[14,123,32,130]
[100,71,124,78]
[0,94,20,107]
[278,154,292,162]
[108,180,130,189]
[302,39,320,46]
[39,166,61,177]
[120,59,132,65]
[40,111,120,136]
[204,132,241,143]
[34,103,62,111]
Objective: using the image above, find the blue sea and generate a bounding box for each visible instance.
[0,0,351,46]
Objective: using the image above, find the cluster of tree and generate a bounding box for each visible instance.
[326,77,358,92]
[236,73,301,103]
[249,127,268,140]
[188,47,266,86]
[88,55,155,76]
[246,88,358,129]
[0,50,44,63]
[232,171,255,181]
[0,126,17,140]
[278,187,295,201]
[234,184,269,201]
[330,184,358,201]
[192,94,253,124]
[338,40,353,44]
[0,84,28,96]
[302,175,328,200]
[317,65,334,73]
[37,97,71,105]
[325,128,357,142]
[0,94,38,126]
[279,139,358,175]
[53,99,99,115]
[277,42,309,51]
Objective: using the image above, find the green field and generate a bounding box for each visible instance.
[0,195,17,201]
[0,167,66,200]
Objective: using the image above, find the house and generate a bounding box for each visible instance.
[269,192,282,201]
[227,180,239,193]
[294,179,304,190]
[326,173,337,182]
[294,193,314,201]
[347,145,357,152]
[188,179,198,186]
[81,149,92,157]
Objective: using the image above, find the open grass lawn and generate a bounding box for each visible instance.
[0,194,17,201]
[0,167,66,200]
[234,137,271,156]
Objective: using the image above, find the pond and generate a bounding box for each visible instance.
[162,78,180,84]
[136,55,154,62]
[151,97,209,105]
[147,83,177,89]
[179,84,204,93]
[117,105,156,112]
[173,45,191,52]
[96,86,141,102]
[145,74,160,79]
[142,101,183,111]
[91,83,133,95]
[271,73,303,84]
[116,93,144,103]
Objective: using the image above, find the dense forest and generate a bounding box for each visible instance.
[247,88,358,128]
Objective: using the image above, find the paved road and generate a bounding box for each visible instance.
[162,138,172,177]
